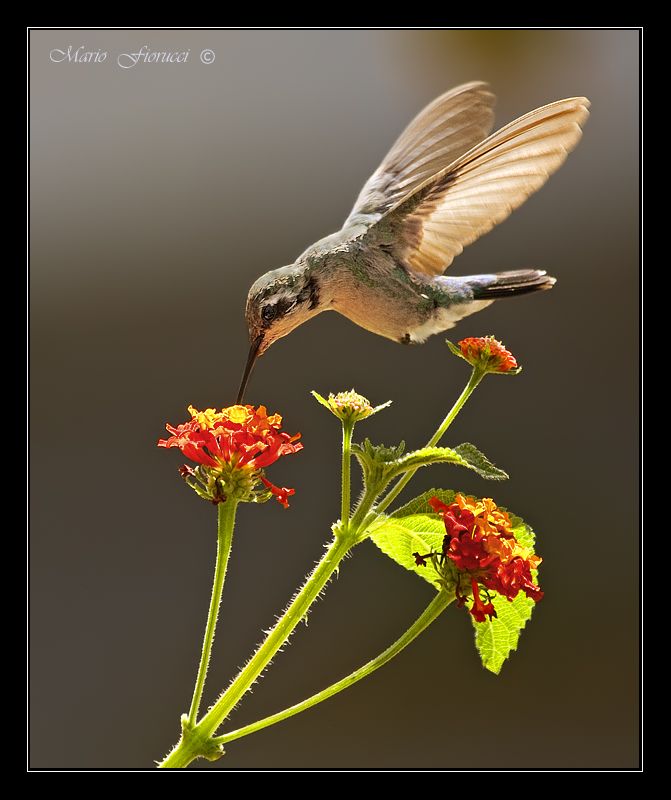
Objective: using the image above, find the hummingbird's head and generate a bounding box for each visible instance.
[245,266,321,355]
[237,265,321,402]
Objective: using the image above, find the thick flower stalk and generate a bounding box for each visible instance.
[414,494,543,622]
[158,404,302,506]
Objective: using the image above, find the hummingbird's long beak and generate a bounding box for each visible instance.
[236,334,263,404]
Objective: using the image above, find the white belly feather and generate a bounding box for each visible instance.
[408,300,493,344]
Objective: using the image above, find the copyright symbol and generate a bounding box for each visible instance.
[200,49,215,64]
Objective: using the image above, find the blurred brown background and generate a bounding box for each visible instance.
[29,29,639,769]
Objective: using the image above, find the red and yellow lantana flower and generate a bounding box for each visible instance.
[414,494,543,622]
[158,404,302,507]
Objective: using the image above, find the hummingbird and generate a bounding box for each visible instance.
[238,82,590,402]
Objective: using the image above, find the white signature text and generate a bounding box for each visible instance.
[49,45,195,69]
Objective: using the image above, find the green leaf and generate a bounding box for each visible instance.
[508,512,536,550]
[368,512,449,587]
[470,505,539,674]
[352,441,506,498]
[446,339,465,361]
[387,446,497,480]
[370,487,541,674]
[310,390,333,412]
[452,443,508,481]
[390,488,457,517]
[352,438,406,472]
[472,592,536,675]
[351,439,406,494]
[368,489,461,589]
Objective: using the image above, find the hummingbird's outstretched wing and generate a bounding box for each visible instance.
[345,82,495,226]
[368,97,590,278]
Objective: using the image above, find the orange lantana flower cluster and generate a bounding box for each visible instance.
[458,336,518,373]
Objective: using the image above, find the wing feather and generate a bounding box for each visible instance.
[345,82,496,225]
[376,97,590,277]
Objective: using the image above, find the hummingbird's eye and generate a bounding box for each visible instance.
[261,304,277,322]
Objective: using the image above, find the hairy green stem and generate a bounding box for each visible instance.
[159,733,208,769]
[341,421,354,529]
[187,500,238,726]
[212,591,452,747]
[349,481,382,536]
[376,368,484,515]
[195,535,353,741]
[160,530,354,767]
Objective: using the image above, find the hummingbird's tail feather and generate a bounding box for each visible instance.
[468,269,556,300]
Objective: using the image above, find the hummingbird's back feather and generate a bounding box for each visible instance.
[345,82,495,226]
[367,97,590,279]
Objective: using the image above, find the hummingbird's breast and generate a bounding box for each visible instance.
[322,241,491,344]
[326,245,435,343]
